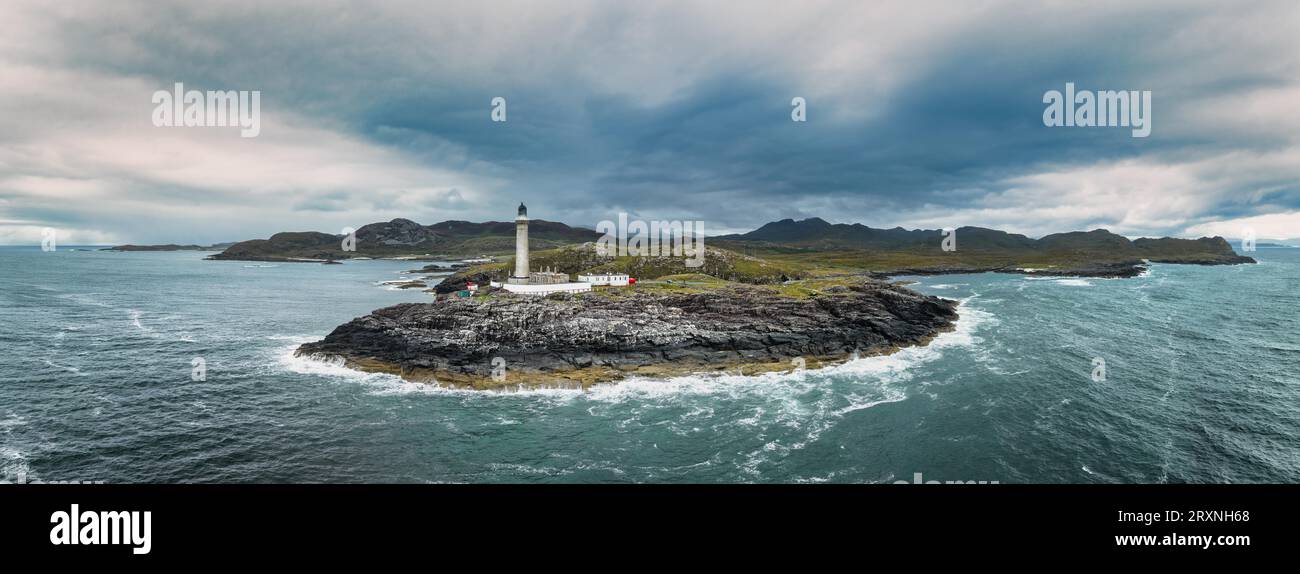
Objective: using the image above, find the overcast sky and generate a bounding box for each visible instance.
[2,0,1298,244]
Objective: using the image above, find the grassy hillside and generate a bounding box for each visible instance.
[211,218,600,261]
[209,215,1253,277]
[438,242,810,291]
[713,221,1252,275]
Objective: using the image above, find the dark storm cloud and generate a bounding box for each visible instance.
[1,0,1296,243]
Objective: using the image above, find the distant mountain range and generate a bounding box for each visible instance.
[207,218,599,262]
[104,242,235,252]
[713,217,1235,257]
[199,215,1255,277]
[1232,241,1297,248]
[709,217,1253,275]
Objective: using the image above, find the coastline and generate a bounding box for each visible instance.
[294,278,961,390]
[296,328,958,390]
[287,302,979,393]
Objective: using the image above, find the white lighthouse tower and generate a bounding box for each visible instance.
[509,202,530,284]
[493,203,592,295]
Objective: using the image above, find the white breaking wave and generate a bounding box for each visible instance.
[276,340,459,397]
[277,300,995,480]
[604,296,989,400]
[277,296,993,407]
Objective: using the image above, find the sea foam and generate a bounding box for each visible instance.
[276,297,994,410]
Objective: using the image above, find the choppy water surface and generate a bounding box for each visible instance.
[2,247,1297,483]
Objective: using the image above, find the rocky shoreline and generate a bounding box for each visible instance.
[296,279,959,389]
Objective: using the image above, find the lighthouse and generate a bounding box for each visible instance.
[492,203,594,295]
[509,202,530,283]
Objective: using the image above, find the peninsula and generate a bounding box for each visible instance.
[292,208,1254,389]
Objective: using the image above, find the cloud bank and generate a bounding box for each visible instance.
[1,0,1297,244]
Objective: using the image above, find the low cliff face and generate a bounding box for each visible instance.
[296,280,958,389]
[1132,236,1256,265]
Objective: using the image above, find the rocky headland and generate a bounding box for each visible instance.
[296,278,959,389]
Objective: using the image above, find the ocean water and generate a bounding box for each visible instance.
[2,247,1298,483]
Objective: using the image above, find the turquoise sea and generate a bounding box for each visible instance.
[1,247,1297,483]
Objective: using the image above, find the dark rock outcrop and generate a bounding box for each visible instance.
[433,272,493,294]
[297,279,958,389]
[409,262,470,273]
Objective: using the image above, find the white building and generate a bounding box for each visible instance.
[492,281,591,296]
[577,273,631,286]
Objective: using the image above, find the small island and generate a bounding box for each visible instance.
[297,275,958,389]
[104,243,233,252]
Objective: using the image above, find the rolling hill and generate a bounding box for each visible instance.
[712,218,1254,275]
[209,218,600,261]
